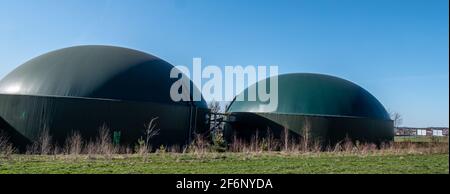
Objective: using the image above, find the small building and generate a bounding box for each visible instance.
[395,127,449,137]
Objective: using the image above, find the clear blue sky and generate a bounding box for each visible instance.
[0,0,448,127]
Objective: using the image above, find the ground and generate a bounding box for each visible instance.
[395,136,448,143]
[1,136,448,174]
[0,152,448,174]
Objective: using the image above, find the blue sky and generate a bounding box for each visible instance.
[0,0,448,127]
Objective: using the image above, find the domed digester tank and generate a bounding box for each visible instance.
[225,73,394,146]
[0,45,208,150]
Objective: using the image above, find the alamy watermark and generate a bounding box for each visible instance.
[170,58,279,111]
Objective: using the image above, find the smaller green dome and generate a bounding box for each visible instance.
[227,73,390,120]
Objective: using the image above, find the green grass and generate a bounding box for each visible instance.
[395,136,449,143]
[0,152,448,174]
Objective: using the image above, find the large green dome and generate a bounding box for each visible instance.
[0,45,208,149]
[228,73,390,120]
[0,45,206,108]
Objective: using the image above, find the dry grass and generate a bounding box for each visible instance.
[187,134,210,157]
[228,133,448,156]
[1,127,448,158]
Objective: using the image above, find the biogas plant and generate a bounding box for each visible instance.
[0,45,394,150]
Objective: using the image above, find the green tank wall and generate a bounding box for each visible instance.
[0,94,208,150]
[226,73,394,145]
[225,112,393,146]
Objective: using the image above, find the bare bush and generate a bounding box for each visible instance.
[230,133,244,152]
[211,130,226,152]
[135,117,160,155]
[249,130,260,152]
[156,145,167,154]
[301,118,311,151]
[81,125,115,157]
[0,132,16,158]
[144,117,160,146]
[84,141,98,156]
[125,146,133,155]
[332,141,342,153]
[342,136,354,153]
[27,127,53,155]
[188,134,210,155]
[64,131,83,155]
[169,145,182,153]
[265,128,278,151]
[135,137,151,156]
[39,128,53,155]
[281,128,289,152]
[97,125,114,155]
[309,139,323,153]
[356,142,377,155]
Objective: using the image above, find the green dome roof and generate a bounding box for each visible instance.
[0,45,206,108]
[227,73,390,120]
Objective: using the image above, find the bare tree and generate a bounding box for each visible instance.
[144,117,160,146]
[390,112,403,128]
[224,102,231,112]
[208,100,223,132]
[135,117,160,155]
[208,100,221,114]
[302,117,311,151]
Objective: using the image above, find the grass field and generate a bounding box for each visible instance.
[395,136,449,143]
[0,152,448,174]
[1,133,448,174]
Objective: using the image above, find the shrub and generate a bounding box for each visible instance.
[211,130,226,152]
[0,132,16,158]
[26,127,53,155]
[64,131,83,155]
